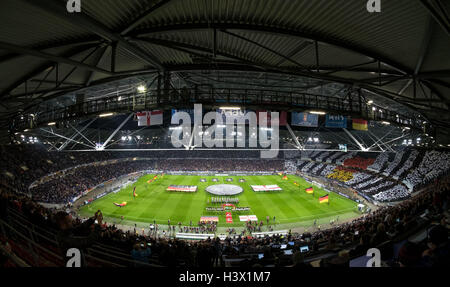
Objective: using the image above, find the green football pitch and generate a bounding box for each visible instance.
[78,174,360,228]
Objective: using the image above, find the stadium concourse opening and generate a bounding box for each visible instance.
[0,0,449,273]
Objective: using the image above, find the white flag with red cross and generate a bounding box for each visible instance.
[136,110,163,126]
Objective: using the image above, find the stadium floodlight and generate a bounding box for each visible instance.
[216,125,226,128]
[127,136,132,141]
[118,96,122,101]
[24,129,29,132]
[121,136,126,141]
[137,85,146,93]
[99,113,114,118]
[219,107,241,110]
[313,137,319,142]
[381,121,390,125]
[310,111,326,115]
[372,107,377,111]
[404,127,410,130]
[368,100,373,105]
[48,122,56,126]
[308,137,313,142]
[169,126,182,130]
[260,127,272,131]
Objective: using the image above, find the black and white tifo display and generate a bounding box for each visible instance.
[205,184,244,196]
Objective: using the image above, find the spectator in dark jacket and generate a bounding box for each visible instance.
[55,210,102,267]
[422,225,449,267]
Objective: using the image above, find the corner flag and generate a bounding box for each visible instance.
[319,194,329,204]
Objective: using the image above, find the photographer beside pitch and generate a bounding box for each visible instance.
[55,209,103,267]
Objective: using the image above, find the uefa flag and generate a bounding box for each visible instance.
[319,195,329,204]
[306,187,314,194]
[352,119,368,131]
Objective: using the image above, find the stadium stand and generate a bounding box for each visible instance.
[296,149,450,202]
[1,173,448,267]
[0,0,449,273]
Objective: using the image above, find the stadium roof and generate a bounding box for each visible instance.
[0,0,449,142]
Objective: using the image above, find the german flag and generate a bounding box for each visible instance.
[319,194,329,204]
[306,187,314,194]
[352,118,368,131]
[282,175,288,180]
[293,182,299,186]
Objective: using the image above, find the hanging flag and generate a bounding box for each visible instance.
[114,202,127,207]
[306,187,314,194]
[133,186,138,198]
[257,110,287,126]
[136,110,163,126]
[352,119,368,131]
[319,195,329,204]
